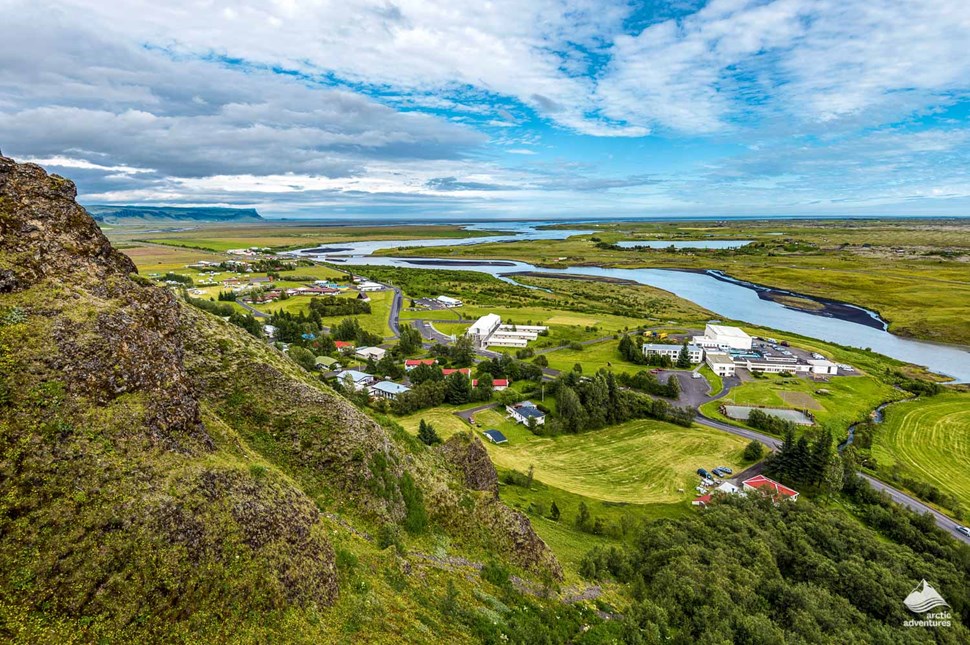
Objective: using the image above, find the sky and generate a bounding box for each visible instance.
[1,0,969,220]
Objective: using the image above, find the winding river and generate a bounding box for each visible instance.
[291,224,970,382]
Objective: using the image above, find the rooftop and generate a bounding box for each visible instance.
[371,381,410,395]
[743,475,798,499]
[706,324,751,339]
[482,429,508,444]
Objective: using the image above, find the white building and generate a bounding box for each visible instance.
[338,370,374,391]
[357,281,385,292]
[466,314,547,349]
[355,346,387,361]
[436,295,463,307]
[642,343,704,364]
[705,351,736,377]
[807,359,838,375]
[506,401,546,426]
[263,324,278,339]
[369,381,410,400]
[694,324,753,351]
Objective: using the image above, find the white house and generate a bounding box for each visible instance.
[705,351,736,377]
[506,401,546,426]
[642,343,704,364]
[357,281,385,292]
[338,370,374,391]
[436,295,463,307]
[355,346,387,361]
[369,381,410,400]
[694,324,753,351]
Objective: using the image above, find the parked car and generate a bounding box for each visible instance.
[717,466,733,474]
[957,526,970,538]
[697,468,710,479]
[692,372,703,379]
[703,478,715,487]
[712,469,724,478]
[650,368,662,374]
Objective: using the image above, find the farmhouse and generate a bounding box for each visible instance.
[338,370,374,391]
[705,351,736,377]
[743,475,799,502]
[404,358,437,371]
[694,324,753,351]
[642,343,704,364]
[436,295,463,307]
[506,401,546,426]
[369,381,410,401]
[355,346,387,361]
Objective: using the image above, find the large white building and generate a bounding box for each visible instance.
[642,343,704,364]
[436,295,463,307]
[694,324,753,351]
[466,314,547,349]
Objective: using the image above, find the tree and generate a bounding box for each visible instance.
[533,354,549,368]
[575,501,591,531]
[398,323,422,355]
[417,419,442,446]
[549,501,560,521]
[288,346,316,371]
[573,362,583,374]
[676,341,691,368]
[473,372,494,402]
[556,385,586,433]
[525,464,534,489]
[743,440,765,462]
[450,334,475,367]
[809,429,834,486]
[445,370,472,405]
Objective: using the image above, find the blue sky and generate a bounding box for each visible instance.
[1,0,969,219]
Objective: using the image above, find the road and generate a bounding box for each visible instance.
[236,300,270,319]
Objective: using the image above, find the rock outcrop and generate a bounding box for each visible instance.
[439,432,500,497]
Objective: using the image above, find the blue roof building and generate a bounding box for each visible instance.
[482,429,508,444]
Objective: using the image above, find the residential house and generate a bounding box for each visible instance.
[473,378,509,391]
[742,475,799,502]
[404,359,437,371]
[337,370,374,391]
[369,381,411,401]
[335,340,356,351]
[506,401,546,426]
[356,346,387,361]
[441,368,471,378]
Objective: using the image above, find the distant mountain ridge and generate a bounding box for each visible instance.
[85,204,264,224]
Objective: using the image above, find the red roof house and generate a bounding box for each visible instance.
[441,368,471,377]
[691,494,712,507]
[472,378,509,390]
[335,341,355,350]
[742,475,799,502]
[404,359,437,370]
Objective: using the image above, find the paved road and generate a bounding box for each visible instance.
[860,474,970,543]
[455,402,499,423]
[386,284,403,338]
[236,300,270,319]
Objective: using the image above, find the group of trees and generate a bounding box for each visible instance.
[307,295,371,318]
[618,334,693,368]
[578,486,970,643]
[331,317,383,347]
[745,407,800,435]
[186,294,262,338]
[617,370,680,398]
[428,335,476,367]
[764,427,843,495]
[476,353,543,382]
[543,370,695,435]
[390,369,494,415]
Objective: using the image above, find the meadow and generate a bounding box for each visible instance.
[871,392,970,502]
[700,372,902,435]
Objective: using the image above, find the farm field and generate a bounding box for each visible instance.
[107,222,504,252]
[871,392,970,502]
[468,411,749,505]
[119,243,226,273]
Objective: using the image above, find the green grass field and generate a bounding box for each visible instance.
[540,338,644,376]
[871,392,970,501]
[469,411,749,505]
[701,373,902,434]
[253,289,395,337]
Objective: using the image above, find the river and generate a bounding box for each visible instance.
[290,224,970,382]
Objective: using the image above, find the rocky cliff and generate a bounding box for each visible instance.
[0,156,560,641]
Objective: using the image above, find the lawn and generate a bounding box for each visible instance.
[394,407,476,440]
[469,412,749,505]
[871,392,970,502]
[253,289,396,338]
[701,373,902,434]
[540,339,643,376]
